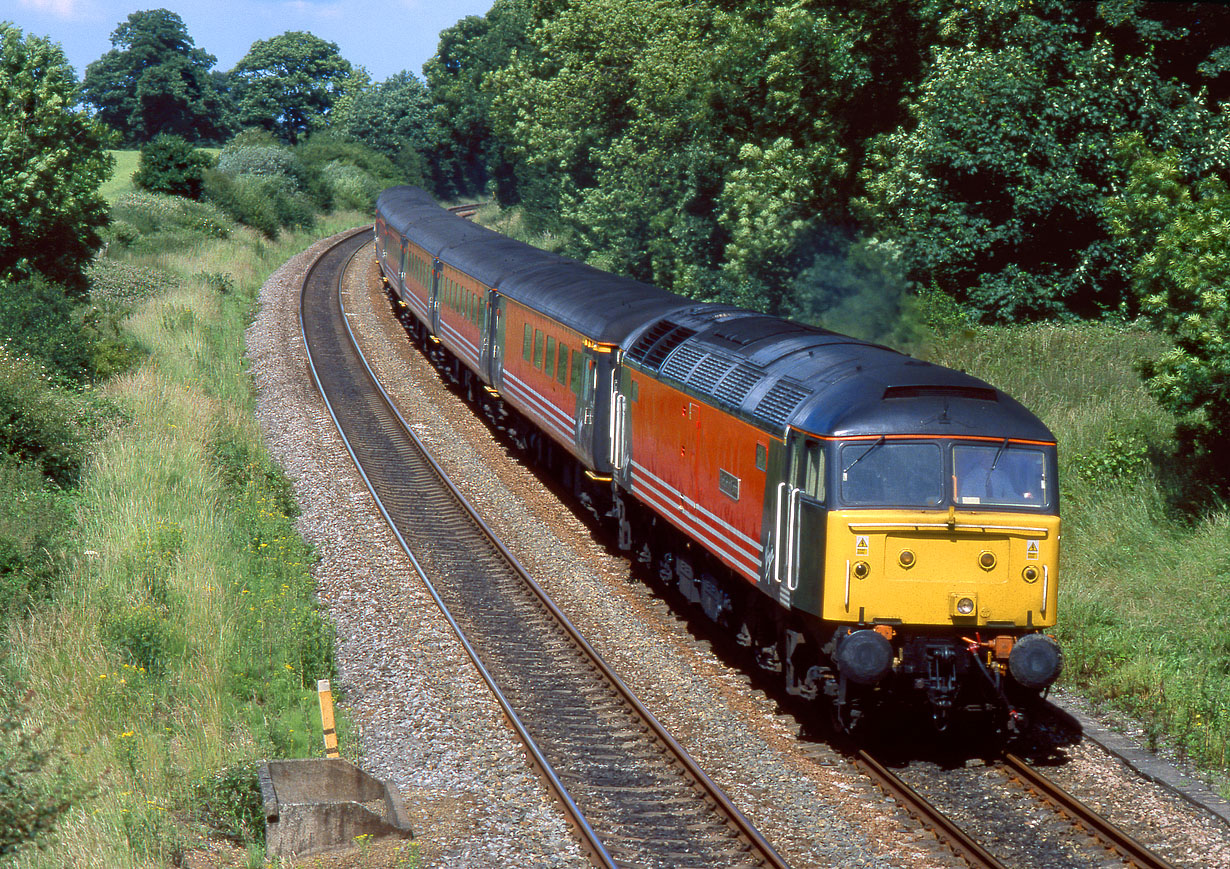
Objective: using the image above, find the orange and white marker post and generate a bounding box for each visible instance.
[317,679,340,758]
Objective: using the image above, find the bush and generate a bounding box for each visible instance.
[216,143,327,206]
[0,694,82,860]
[0,455,71,617]
[103,603,185,679]
[133,135,214,199]
[203,171,316,238]
[216,145,305,183]
[193,763,263,845]
[321,160,380,211]
[0,347,84,487]
[295,134,401,187]
[0,276,93,383]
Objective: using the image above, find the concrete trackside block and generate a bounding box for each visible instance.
[259,759,413,858]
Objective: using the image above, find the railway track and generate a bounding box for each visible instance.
[854,748,1176,868]
[300,229,790,869]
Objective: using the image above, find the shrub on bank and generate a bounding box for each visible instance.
[133,135,214,200]
[0,347,84,487]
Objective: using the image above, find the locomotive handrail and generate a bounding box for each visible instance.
[786,486,802,591]
[846,521,1050,536]
[773,482,787,584]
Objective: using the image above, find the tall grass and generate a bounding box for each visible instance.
[925,321,1230,778]
[3,207,367,866]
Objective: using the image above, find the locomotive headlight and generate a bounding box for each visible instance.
[956,596,976,615]
[978,550,997,571]
[852,561,871,580]
[1022,565,1040,583]
[898,549,916,569]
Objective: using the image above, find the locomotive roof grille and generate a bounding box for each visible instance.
[883,385,998,401]
[755,379,811,429]
[660,343,707,381]
[627,321,697,369]
[714,364,761,406]
[691,353,735,390]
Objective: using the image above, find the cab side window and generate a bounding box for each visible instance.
[791,438,825,502]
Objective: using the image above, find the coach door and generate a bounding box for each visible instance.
[486,299,505,386]
[773,434,827,612]
[576,352,599,466]
[428,258,442,335]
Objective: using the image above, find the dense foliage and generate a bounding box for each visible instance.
[426,0,1230,326]
[340,71,435,184]
[0,24,112,292]
[1109,134,1230,474]
[80,9,230,144]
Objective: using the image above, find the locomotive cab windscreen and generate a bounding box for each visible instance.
[835,437,1054,511]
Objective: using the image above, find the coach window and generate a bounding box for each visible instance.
[534,329,545,369]
[545,336,556,375]
[522,324,532,361]
[571,349,584,396]
[557,344,569,385]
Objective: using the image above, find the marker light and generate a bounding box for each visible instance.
[978,551,997,570]
[1022,565,1040,583]
[956,597,976,615]
[852,561,871,580]
[898,549,916,569]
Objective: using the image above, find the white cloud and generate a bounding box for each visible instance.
[18,0,85,19]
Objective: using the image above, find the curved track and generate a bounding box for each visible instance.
[300,229,790,869]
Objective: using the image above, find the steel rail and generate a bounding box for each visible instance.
[854,750,1009,869]
[300,228,790,869]
[1002,753,1175,869]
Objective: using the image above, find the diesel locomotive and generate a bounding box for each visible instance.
[374,186,1063,731]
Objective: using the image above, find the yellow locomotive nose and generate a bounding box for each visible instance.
[824,508,1060,627]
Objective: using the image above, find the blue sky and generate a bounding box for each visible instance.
[6,0,495,81]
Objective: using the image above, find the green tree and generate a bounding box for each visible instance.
[230,32,364,144]
[856,0,1229,322]
[80,9,229,144]
[1108,133,1230,466]
[425,0,534,199]
[341,71,435,183]
[487,0,887,313]
[0,23,112,291]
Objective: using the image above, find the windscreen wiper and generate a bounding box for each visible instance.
[842,435,885,478]
[985,437,1009,489]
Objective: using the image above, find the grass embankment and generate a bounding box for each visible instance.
[5,206,366,866]
[100,151,139,203]
[925,323,1230,783]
